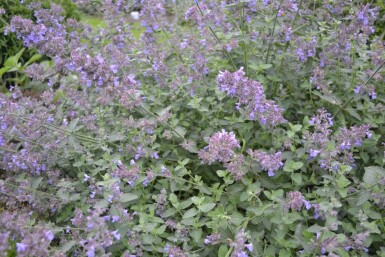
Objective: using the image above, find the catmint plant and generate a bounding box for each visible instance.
[0,0,385,256]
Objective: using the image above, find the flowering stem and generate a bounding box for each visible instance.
[161,27,184,63]
[128,95,186,140]
[333,61,385,118]
[2,181,61,200]
[224,218,250,257]
[10,114,101,144]
[195,1,237,70]
[0,146,18,153]
[265,0,284,64]
[239,2,248,76]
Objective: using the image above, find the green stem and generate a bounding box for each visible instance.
[265,0,284,64]
[332,61,385,118]
[224,218,251,257]
[128,95,185,140]
[239,2,248,75]
[0,146,18,153]
[161,27,184,63]
[195,2,237,70]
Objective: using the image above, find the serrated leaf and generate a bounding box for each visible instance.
[197,184,212,195]
[154,225,167,235]
[163,208,177,217]
[95,199,109,208]
[283,160,303,172]
[68,118,79,131]
[250,63,272,71]
[230,212,244,226]
[31,177,43,189]
[363,166,385,186]
[142,223,157,232]
[218,245,228,257]
[174,126,186,137]
[61,240,76,253]
[107,133,126,142]
[199,203,216,212]
[182,208,198,219]
[291,173,302,185]
[357,191,371,206]
[120,193,138,202]
[179,198,193,209]
[306,224,324,233]
[190,228,202,242]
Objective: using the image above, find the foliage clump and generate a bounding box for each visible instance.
[1,0,385,256]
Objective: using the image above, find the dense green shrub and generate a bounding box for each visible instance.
[1,0,385,257]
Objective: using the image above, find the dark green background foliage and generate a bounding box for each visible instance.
[0,0,80,65]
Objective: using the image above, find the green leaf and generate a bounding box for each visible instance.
[142,223,157,232]
[190,228,202,242]
[68,118,79,131]
[279,249,289,257]
[0,66,11,77]
[306,224,324,233]
[218,245,229,257]
[336,175,350,188]
[229,212,244,226]
[182,208,198,219]
[179,198,193,209]
[356,191,371,206]
[197,184,212,195]
[163,208,177,217]
[291,173,302,185]
[153,225,167,235]
[199,203,216,212]
[283,160,303,172]
[363,166,385,186]
[216,170,228,177]
[95,199,109,208]
[120,193,138,202]
[60,240,76,253]
[107,133,126,142]
[31,176,43,189]
[250,63,272,71]
[25,53,42,66]
[174,126,186,137]
[312,90,341,105]
[4,48,25,67]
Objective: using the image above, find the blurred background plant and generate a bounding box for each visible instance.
[0,0,80,91]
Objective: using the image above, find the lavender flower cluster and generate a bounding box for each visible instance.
[198,130,246,180]
[247,149,284,176]
[216,67,286,126]
[228,229,253,257]
[304,109,371,170]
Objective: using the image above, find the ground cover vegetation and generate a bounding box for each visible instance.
[0,0,385,256]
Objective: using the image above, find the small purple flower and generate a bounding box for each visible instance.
[110,64,118,74]
[16,242,28,252]
[112,216,120,222]
[45,230,54,241]
[87,246,95,257]
[245,243,253,252]
[84,174,90,182]
[302,200,312,210]
[111,230,121,240]
[309,149,321,158]
[66,62,76,71]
